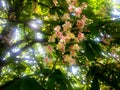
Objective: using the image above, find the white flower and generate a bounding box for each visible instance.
[63,54,71,61]
[62,13,70,20]
[62,21,72,31]
[54,25,61,31]
[53,0,58,6]
[48,36,55,42]
[66,31,75,39]
[73,44,80,51]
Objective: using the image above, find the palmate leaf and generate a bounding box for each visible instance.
[47,69,73,90]
[4,76,44,90]
[83,6,96,19]
[47,76,56,90]
[87,23,100,36]
[53,70,67,90]
[84,39,102,61]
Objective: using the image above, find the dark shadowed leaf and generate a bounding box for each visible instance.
[90,76,100,90]
[4,77,44,90]
[84,39,102,61]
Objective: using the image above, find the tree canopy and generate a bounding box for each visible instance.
[0,0,120,90]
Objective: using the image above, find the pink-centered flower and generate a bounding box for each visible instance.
[75,7,82,17]
[46,45,54,53]
[63,54,71,61]
[76,15,87,29]
[70,50,77,57]
[68,5,74,12]
[76,20,84,29]
[69,58,76,65]
[78,32,85,41]
[60,35,70,43]
[55,31,63,38]
[60,36,66,43]
[43,57,53,66]
[56,42,65,53]
[44,57,49,64]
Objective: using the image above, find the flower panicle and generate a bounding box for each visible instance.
[44,0,87,66]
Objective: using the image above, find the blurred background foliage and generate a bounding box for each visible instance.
[0,0,120,90]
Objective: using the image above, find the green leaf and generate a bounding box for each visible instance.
[83,6,96,19]
[90,76,100,90]
[4,77,44,90]
[88,23,99,36]
[42,69,51,77]
[84,39,102,61]
[57,0,68,11]
[49,8,56,15]
[47,76,55,90]
[53,69,64,80]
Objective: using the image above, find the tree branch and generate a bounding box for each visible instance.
[33,0,51,8]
